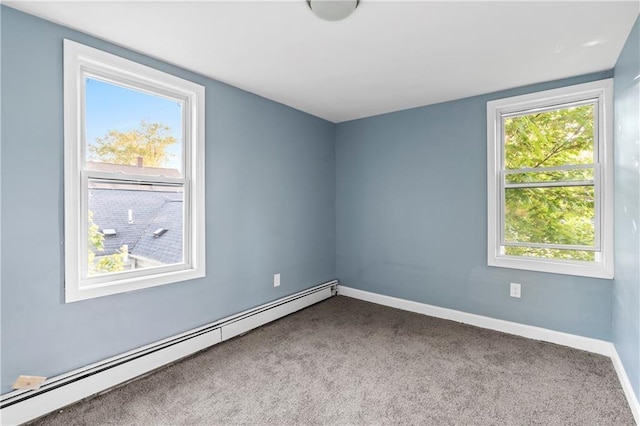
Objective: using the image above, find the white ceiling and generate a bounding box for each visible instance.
[5,1,639,123]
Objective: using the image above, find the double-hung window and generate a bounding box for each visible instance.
[64,40,206,302]
[487,79,613,278]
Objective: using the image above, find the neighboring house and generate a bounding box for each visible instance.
[86,160,181,177]
[88,161,183,268]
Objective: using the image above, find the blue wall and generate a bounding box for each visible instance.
[0,7,336,393]
[335,71,614,341]
[2,3,638,404]
[613,16,640,402]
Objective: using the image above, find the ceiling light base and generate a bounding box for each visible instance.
[308,0,359,21]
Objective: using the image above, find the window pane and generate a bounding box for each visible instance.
[85,77,183,177]
[504,104,594,170]
[505,168,594,185]
[504,185,595,246]
[504,246,595,261]
[87,179,184,277]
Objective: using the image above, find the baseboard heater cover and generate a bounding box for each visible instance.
[0,280,337,425]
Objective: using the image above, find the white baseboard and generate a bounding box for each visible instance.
[0,280,337,426]
[338,285,639,424]
[611,346,640,424]
[338,286,611,354]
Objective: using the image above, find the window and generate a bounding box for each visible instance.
[487,79,613,279]
[64,40,205,302]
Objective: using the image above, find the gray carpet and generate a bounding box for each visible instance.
[33,296,634,425]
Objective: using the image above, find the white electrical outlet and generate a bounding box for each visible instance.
[273,273,280,287]
[510,282,521,298]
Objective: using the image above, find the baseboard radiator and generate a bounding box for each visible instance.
[0,280,338,425]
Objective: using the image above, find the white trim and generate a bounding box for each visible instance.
[0,281,337,425]
[63,39,206,302]
[611,347,640,425]
[338,286,611,355]
[486,78,614,279]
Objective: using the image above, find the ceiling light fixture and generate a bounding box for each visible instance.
[308,0,359,21]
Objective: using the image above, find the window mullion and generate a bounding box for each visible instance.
[503,163,594,174]
[505,180,594,189]
[83,170,186,186]
[594,164,602,251]
[498,121,507,255]
[502,241,597,251]
[80,173,90,281]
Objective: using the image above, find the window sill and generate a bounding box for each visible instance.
[488,255,614,279]
[65,267,205,303]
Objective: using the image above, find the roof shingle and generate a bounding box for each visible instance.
[88,188,183,265]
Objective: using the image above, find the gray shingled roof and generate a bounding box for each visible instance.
[88,188,183,265]
[132,200,184,264]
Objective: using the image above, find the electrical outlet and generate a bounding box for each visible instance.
[510,282,521,298]
[274,273,280,287]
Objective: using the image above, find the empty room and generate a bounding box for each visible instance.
[1,0,639,424]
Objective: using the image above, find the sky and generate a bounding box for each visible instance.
[85,77,183,170]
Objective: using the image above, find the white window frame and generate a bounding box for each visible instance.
[64,40,206,302]
[487,79,613,279]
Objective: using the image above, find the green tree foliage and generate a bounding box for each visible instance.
[505,105,594,169]
[88,120,176,167]
[88,210,126,275]
[503,104,595,261]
